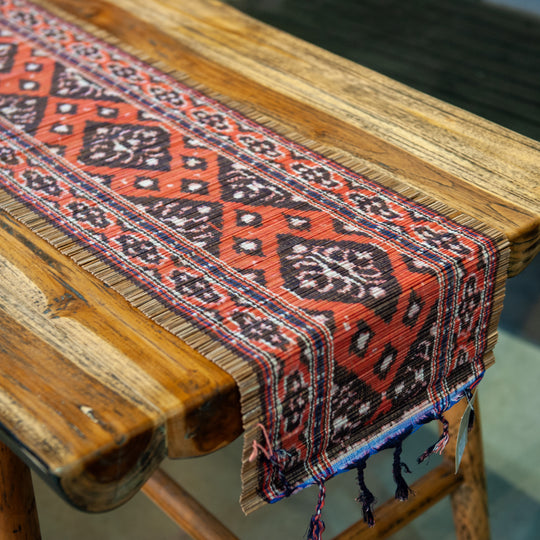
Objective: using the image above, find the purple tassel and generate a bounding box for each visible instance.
[307,482,326,540]
[418,415,450,463]
[393,442,412,501]
[356,460,376,527]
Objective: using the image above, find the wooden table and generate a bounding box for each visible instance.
[0,0,538,537]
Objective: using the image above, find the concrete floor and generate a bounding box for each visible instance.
[32,257,540,538]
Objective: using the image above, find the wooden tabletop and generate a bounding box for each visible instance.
[0,0,538,512]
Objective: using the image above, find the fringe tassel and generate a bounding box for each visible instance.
[307,482,326,540]
[392,441,412,501]
[418,415,450,463]
[355,460,376,527]
[249,423,293,496]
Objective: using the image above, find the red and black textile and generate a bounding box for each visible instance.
[0,0,507,518]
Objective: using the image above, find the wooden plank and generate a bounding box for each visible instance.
[0,210,242,511]
[42,0,540,276]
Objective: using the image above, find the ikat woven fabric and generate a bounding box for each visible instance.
[0,0,507,515]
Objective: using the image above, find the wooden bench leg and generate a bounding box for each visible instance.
[444,397,490,540]
[142,467,238,540]
[0,441,41,540]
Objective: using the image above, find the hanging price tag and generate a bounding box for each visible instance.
[455,390,477,473]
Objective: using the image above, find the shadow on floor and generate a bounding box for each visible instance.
[487,470,540,539]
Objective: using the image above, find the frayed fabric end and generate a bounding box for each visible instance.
[393,442,413,501]
[253,386,479,535]
[250,423,294,497]
[306,483,326,540]
[355,460,376,527]
[417,415,450,463]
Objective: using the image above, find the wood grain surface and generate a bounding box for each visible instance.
[42,0,540,276]
[0,210,241,511]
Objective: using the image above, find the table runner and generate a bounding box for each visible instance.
[0,0,508,532]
